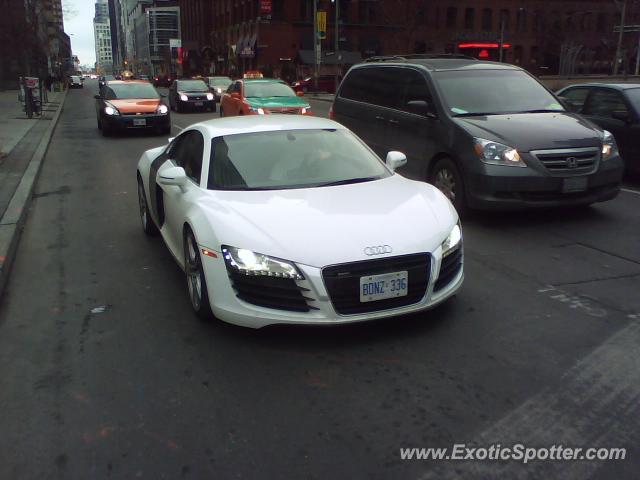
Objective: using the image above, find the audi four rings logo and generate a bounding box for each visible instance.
[364,245,393,256]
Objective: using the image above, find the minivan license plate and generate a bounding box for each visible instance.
[562,177,588,193]
[133,118,146,126]
[360,271,408,303]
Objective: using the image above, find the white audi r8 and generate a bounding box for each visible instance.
[136,116,463,328]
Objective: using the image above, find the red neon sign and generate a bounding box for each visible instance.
[458,43,511,49]
[478,49,490,58]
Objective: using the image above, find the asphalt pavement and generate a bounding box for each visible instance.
[1,79,639,479]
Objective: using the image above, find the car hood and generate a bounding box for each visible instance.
[454,112,603,151]
[246,96,308,109]
[109,98,160,113]
[198,175,457,268]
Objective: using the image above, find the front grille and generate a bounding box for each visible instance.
[322,253,431,315]
[531,147,599,176]
[227,270,315,312]
[434,246,463,292]
[270,108,300,114]
[188,96,206,101]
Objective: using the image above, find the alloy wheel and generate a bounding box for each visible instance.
[434,168,456,202]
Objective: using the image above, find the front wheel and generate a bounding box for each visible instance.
[137,178,159,236]
[430,157,467,215]
[184,230,214,320]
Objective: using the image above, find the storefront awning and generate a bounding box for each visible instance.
[297,50,362,65]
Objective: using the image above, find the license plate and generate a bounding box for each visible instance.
[360,271,408,303]
[562,177,588,193]
[195,101,203,106]
[133,118,146,126]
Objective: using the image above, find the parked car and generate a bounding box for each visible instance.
[331,55,624,212]
[94,80,170,136]
[138,74,150,82]
[220,78,311,117]
[168,79,215,113]
[204,76,233,101]
[556,83,640,176]
[69,75,83,88]
[136,115,462,328]
[292,75,338,94]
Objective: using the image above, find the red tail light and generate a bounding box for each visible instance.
[328,105,334,120]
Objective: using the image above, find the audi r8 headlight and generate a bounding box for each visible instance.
[179,93,188,102]
[156,104,168,115]
[441,223,462,257]
[301,105,311,114]
[206,93,214,101]
[104,102,120,116]
[602,130,617,160]
[222,246,304,279]
[474,137,526,167]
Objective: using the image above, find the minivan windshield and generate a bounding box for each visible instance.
[208,129,389,191]
[433,69,565,116]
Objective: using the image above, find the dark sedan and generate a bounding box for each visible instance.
[557,83,640,176]
[168,79,215,113]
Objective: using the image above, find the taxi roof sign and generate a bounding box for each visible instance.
[243,71,263,79]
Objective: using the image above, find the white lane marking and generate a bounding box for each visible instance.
[419,321,640,480]
[621,188,640,195]
[172,124,184,131]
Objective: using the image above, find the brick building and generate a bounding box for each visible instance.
[178,0,635,80]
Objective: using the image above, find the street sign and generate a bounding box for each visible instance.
[317,11,327,39]
[169,39,181,48]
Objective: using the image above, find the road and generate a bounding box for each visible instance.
[0,79,639,479]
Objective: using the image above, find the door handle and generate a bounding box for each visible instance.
[388,119,399,125]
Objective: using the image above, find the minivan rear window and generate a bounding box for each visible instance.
[433,70,564,116]
[340,67,405,109]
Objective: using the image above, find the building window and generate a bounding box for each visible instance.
[481,8,492,30]
[464,8,474,30]
[514,45,523,64]
[566,11,574,31]
[499,9,510,31]
[532,10,541,32]
[581,12,592,31]
[516,8,526,32]
[446,7,457,28]
[359,1,377,24]
[597,13,606,32]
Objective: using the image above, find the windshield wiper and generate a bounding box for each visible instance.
[512,109,565,114]
[453,112,502,117]
[313,177,380,187]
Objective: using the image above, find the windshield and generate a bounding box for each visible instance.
[178,80,208,91]
[245,82,296,98]
[208,129,389,191]
[433,69,565,116]
[104,83,160,100]
[210,77,232,86]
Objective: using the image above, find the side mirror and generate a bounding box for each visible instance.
[94,94,101,100]
[167,137,175,143]
[612,110,631,123]
[386,151,407,172]
[296,91,305,97]
[158,166,188,189]
[406,99,435,118]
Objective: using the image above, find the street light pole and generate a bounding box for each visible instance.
[614,0,627,75]
[313,0,319,91]
[334,0,339,92]
[498,11,505,62]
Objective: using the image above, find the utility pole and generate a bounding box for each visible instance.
[614,0,627,75]
[335,0,340,93]
[313,0,319,91]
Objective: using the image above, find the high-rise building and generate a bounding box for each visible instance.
[94,0,114,74]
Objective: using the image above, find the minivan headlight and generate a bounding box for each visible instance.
[474,138,526,167]
[222,246,304,280]
[442,223,462,257]
[602,130,617,160]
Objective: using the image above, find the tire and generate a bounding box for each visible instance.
[137,177,159,236]
[430,157,467,215]
[184,229,214,320]
[101,121,111,137]
[176,102,182,113]
[219,108,224,118]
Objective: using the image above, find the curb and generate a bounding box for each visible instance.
[0,89,68,298]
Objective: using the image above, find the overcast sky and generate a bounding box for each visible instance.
[63,0,96,67]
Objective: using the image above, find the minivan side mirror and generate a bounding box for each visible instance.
[406,100,436,118]
[386,151,407,172]
[159,166,188,190]
[611,110,631,123]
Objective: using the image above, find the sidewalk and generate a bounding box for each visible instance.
[0,88,67,297]
[0,89,65,158]
[307,93,335,103]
